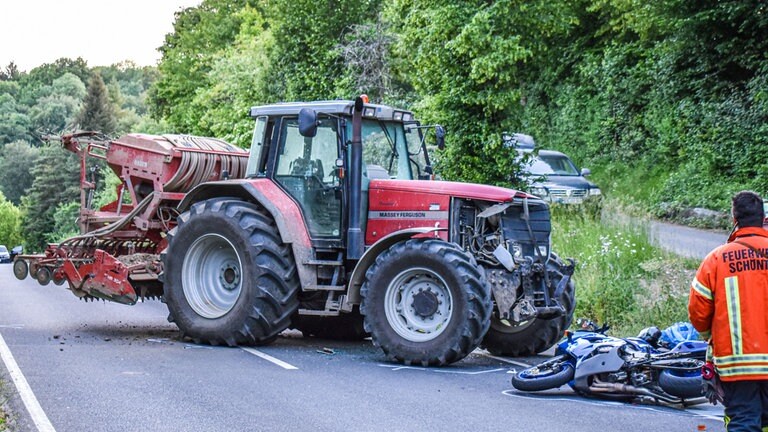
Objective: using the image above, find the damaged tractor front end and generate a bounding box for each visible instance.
[455,195,576,356]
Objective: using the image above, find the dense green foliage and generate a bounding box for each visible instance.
[150,1,381,146]
[147,0,768,216]
[150,0,256,137]
[520,0,768,217]
[0,58,162,250]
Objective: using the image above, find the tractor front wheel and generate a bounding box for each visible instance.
[162,199,299,346]
[481,255,575,357]
[360,239,492,366]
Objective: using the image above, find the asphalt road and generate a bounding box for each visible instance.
[0,265,725,432]
[649,221,728,260]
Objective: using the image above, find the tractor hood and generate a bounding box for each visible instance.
[369,179,532,202]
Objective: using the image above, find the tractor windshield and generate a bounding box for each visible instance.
[351,119,428,180]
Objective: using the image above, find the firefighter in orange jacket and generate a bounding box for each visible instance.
[689,190,768,432]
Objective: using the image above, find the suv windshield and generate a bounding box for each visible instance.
[526,154,580,176]
[0,246,7,253]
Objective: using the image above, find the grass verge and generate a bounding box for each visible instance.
[551,198,700,336]
[0,379,7,432]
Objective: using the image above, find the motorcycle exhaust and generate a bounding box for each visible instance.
[589,382,682,405]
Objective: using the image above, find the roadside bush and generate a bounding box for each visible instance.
[551,199,695,336]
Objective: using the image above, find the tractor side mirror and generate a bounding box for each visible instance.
[299,108,318,138]
[435,125,445,150]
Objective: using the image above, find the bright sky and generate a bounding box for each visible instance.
[0,0,203,72]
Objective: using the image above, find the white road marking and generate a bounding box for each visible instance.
[476,351,532,368]
[502,390,723,421]
[0,332,56,432]
[241,347,298,370]
[0,324,24,329]
[378,364,507,375]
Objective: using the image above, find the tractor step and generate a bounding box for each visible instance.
[304,259,344,266]
[298,308,341,316]
[302,284,346,292]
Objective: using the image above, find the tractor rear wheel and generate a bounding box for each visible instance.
[481,256,575,357]
[360,239,492,366]
[162,199,300,346]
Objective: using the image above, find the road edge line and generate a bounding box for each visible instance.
[241,347,298,370]
[0,332,56,432]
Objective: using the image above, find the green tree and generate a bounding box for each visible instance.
[28,73,86,135]
[386,0,577,187]
[97,61,160,133]
[21,143,80,251]
[150,0,255,134]
[0,191,23,247]
[0,141,40,205]
[336,18,395,102]
[0,93,32,144]
[266,0,379,100]
[190,7,274,145]
[17,58,90,106]
[76,73,117,134]
[47,201,80,243]
[0,62,21,81]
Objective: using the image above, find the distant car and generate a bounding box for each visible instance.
[521,149,602,204]
[10,245,22,261]
[0,245,10,263]
[502,132,601,204]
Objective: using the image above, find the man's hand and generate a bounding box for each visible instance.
[701,362,724,405]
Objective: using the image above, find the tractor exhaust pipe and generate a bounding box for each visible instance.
[347,96,365,259]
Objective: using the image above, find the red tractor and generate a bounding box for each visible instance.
[15,96,575,366]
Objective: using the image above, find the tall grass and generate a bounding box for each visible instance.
[0,380,7,432]
[551,199,699,336]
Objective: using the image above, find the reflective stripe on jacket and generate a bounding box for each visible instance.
[688,226,768,382]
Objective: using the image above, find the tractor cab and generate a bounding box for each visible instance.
[245,98,443,251]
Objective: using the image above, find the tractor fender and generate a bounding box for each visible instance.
[343,227,445,310]
[178,179,316,288]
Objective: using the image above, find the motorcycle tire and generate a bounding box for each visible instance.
[511,356,575,392]
[659,369,704,399]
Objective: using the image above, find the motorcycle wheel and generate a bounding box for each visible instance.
[511,355,575,392]
[659,369,704,399]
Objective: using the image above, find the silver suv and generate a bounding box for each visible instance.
[0,245,10,263]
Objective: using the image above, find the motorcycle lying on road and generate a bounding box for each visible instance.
[511,323,707,406]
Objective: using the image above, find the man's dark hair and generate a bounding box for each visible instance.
[732,190,765,228]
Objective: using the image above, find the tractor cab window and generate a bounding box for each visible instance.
[274,118,341,238]
[404,122,431,179]
[357,120,411,180]
[246,116,269,177]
